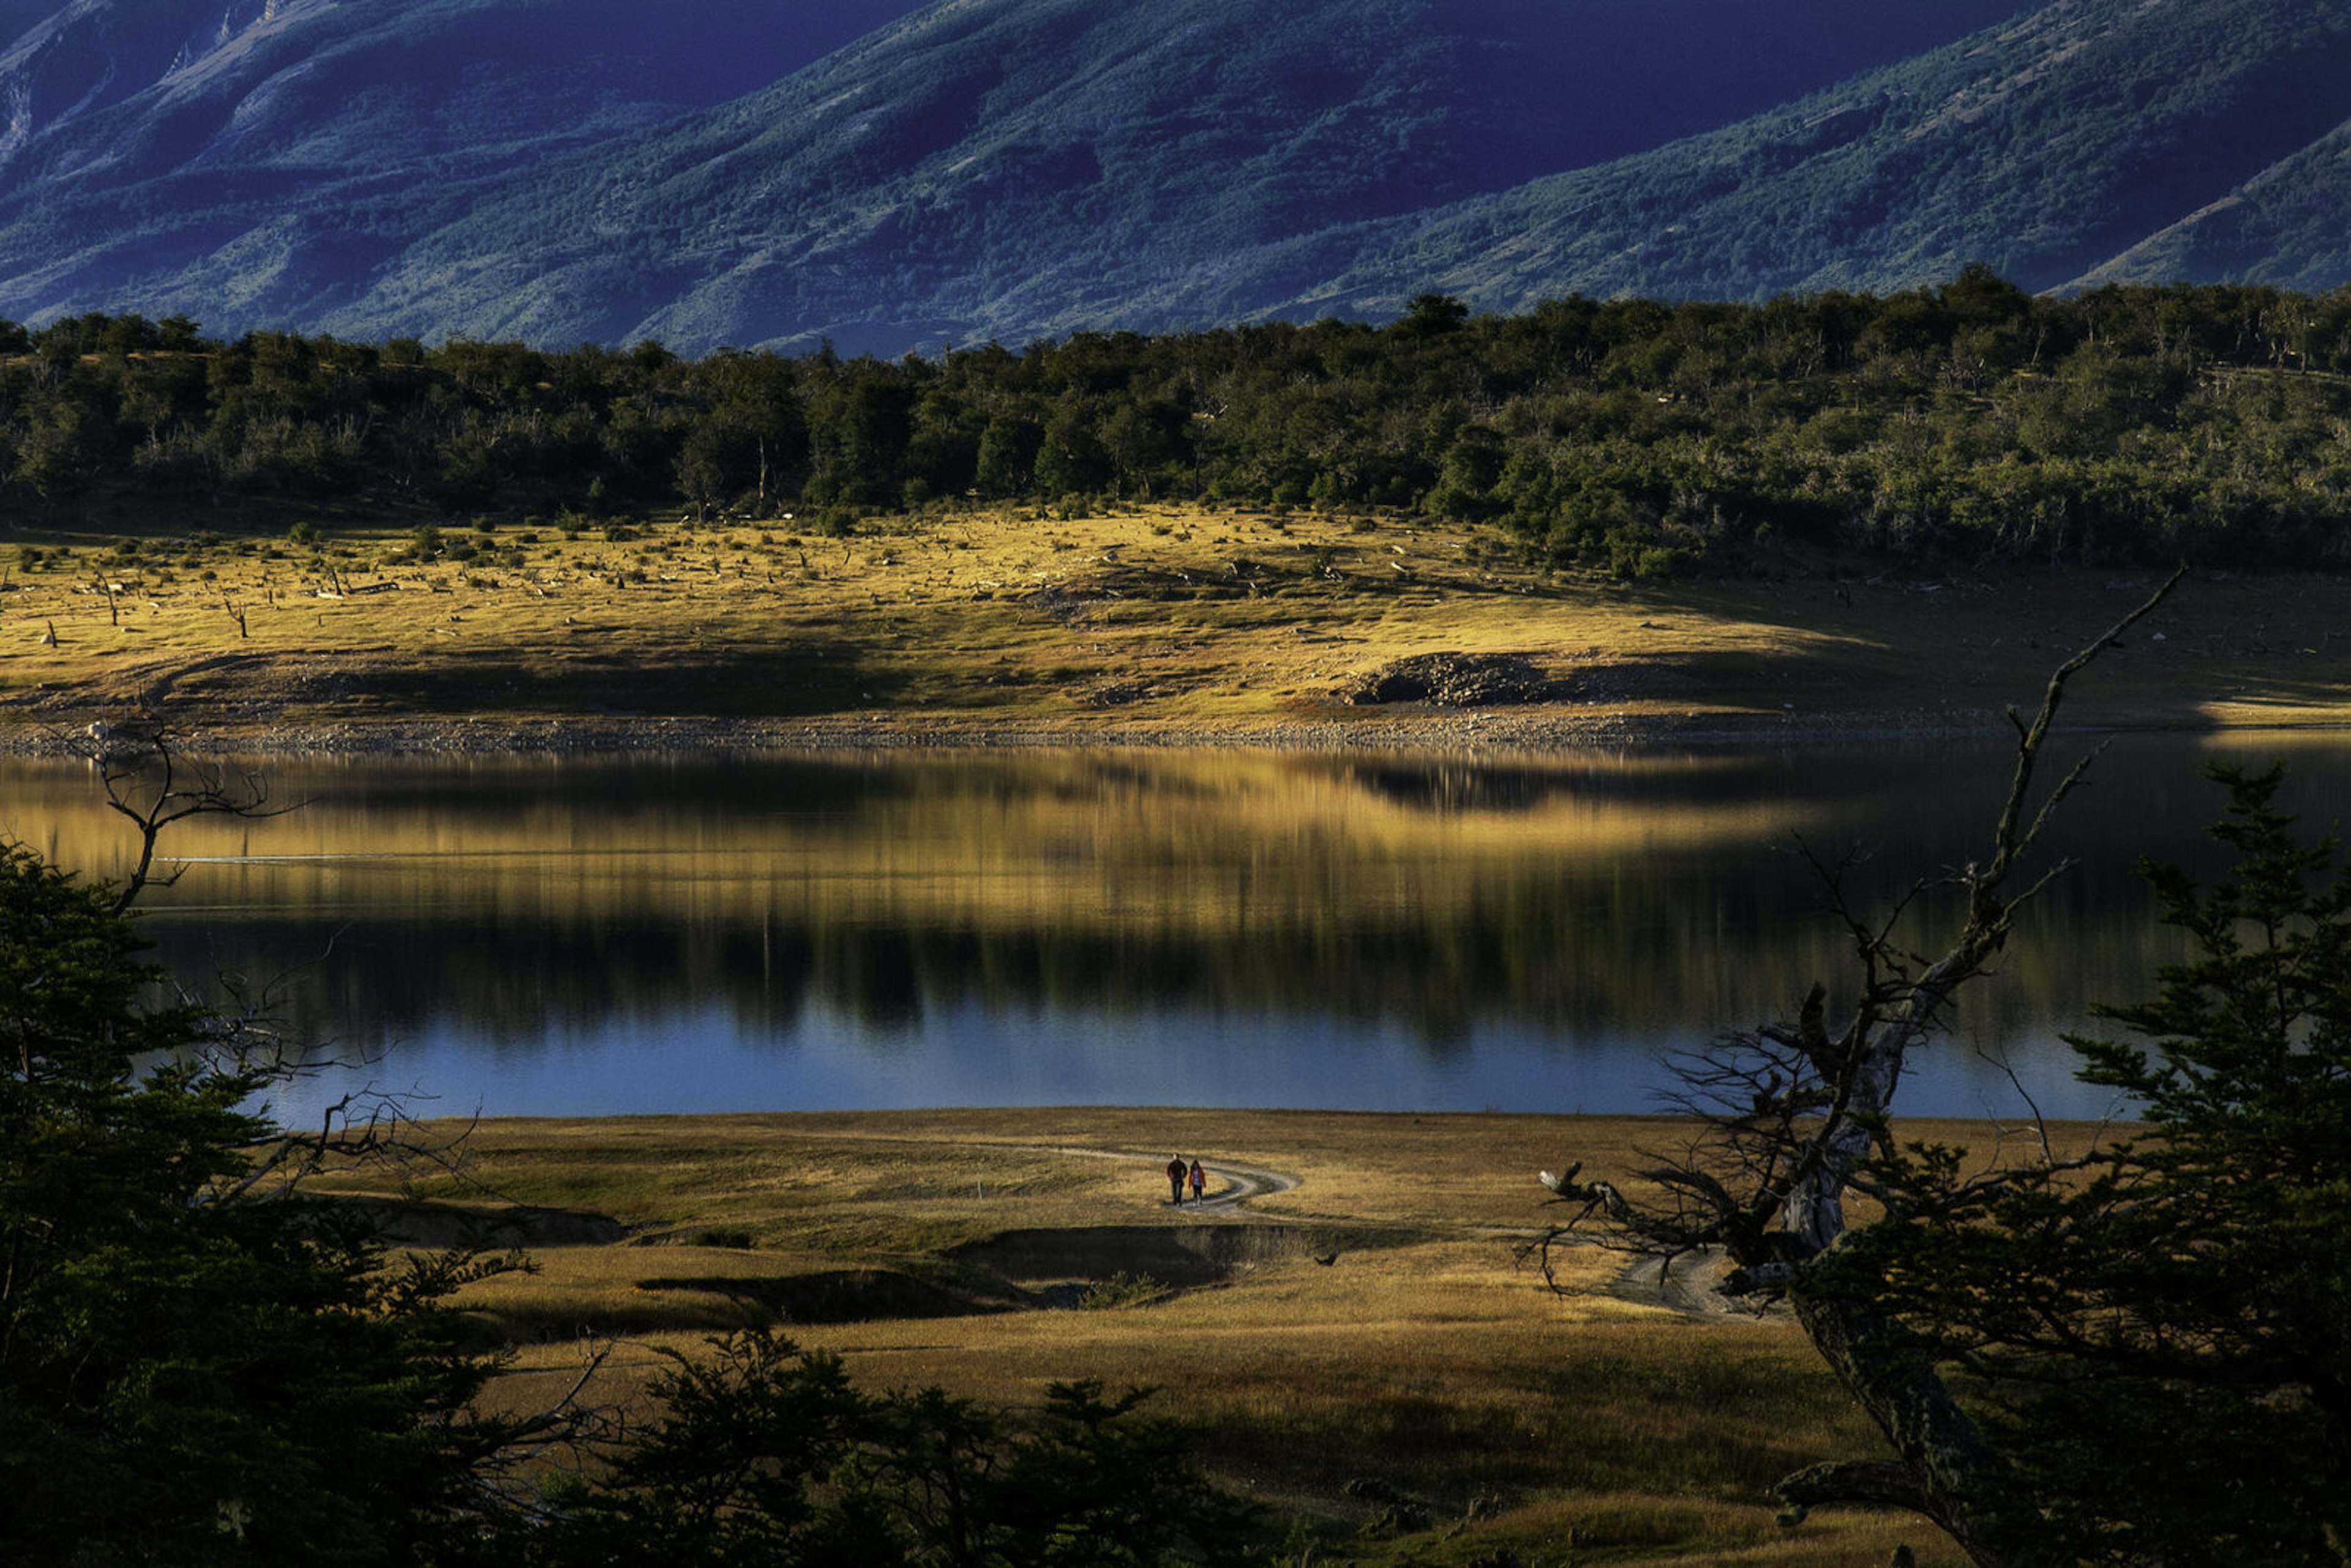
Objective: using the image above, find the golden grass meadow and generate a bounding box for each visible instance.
[8,501,2351,742]
[293,1108,2116,1567]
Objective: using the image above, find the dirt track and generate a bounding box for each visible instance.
[1048,1144,1722,1315]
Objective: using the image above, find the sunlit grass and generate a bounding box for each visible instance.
[8,503,2349,745]
[301,1108,2065,1566]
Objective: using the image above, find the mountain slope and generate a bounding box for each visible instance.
[1257,0,2351,318]
[2,0,2347,353]
[2,0,2023,348]
[323,0,2030,352]
[0,0,922,323]
[2071,119,2351,293]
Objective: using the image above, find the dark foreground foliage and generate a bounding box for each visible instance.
[0,841,533,1566]
[1851,763,2351,1564]
[0,836,1251,1566]
[9,273,2351,574]
[534,1331,1253,1567]
[1535,580,2350,1567]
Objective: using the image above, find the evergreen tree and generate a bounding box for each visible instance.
[1532,594,2342,1564]
[533,1328,1254,1567]
[0,841,530,1566]
[1851,763,2351,1562]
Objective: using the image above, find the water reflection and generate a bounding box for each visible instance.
[4,737,2339,1121]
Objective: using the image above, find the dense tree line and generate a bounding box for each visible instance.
[7,271,2351,574]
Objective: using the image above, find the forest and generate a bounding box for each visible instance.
[6,270,2351,579]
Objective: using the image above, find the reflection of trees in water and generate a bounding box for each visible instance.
[143,857,2181,1062]
[1340,762,1570,815]
[48,735,2346,1087]
[1329,741,2035,819]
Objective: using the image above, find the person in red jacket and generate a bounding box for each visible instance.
[1188,1158,1206,1203]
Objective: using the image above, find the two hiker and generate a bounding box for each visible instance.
[1164,1155,1207,1204]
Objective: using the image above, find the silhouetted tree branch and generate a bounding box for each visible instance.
[1529,568,2185,1567]
[77,720,304,914]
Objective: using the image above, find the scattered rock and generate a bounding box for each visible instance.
[1021,585,1092,626]
[1344,1476,1433,1535]
[1337,652,1567,707]
[1367,1501,1432,1536]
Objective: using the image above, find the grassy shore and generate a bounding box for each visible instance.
[7,502,2351,749]
[306,1107,2101,1566]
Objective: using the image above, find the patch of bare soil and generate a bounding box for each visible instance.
[352,1198,629,1248]
[1608,1246,1770,1319]
[635,1268,996,1324]
[0,649,400,725]
[951,1221,1417,1296]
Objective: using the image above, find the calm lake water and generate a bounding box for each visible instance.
[6,735,2343,1123]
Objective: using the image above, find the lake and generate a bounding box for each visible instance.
[4,733,2340,1123]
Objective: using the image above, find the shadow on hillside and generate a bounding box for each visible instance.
[323,651,905,718]
[953,1222,1420,1291]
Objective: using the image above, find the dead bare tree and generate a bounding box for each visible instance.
[79,719,304,913]
[1529,569,2184,1568]
[78,721,512,1185]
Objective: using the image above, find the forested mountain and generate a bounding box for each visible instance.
[299,0,2025,352]
[0,0,2347,353]
[1269,0,2351,321]
[0,0,921,327]
[2075,119,2351,293]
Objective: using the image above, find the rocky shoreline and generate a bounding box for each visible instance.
[0,699,2167,760]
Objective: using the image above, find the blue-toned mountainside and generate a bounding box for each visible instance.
[0,0,2347,353]
[294,0,2027,352]
[1259,0,2351,320]
[0,0,921,323]
[2074,117,2351,293]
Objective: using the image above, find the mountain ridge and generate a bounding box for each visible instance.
[1249,0,2351,321]
[0,0,2346,353]
[292,0,2043,351]
[0,0,923,327]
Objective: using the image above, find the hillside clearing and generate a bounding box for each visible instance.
[7,503,2349,750]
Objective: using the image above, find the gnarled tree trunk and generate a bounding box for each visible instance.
[1537,571,2182,1568]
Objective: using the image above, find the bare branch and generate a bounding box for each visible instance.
[1983,567,2184,894]
[1522,581,2189,1566]
[82,721,309,913]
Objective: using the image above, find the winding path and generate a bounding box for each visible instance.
[1031,1146,1302,1216]
[923,1136,1723,1315]
[1102,1147,1745,1315]
[1183,1156,1300,1212]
